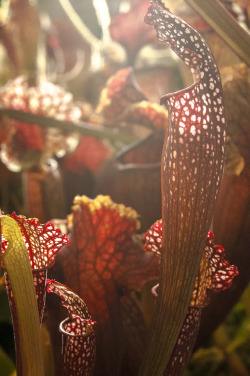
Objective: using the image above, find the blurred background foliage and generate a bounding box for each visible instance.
[0,0,249,375]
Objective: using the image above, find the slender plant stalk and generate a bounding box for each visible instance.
[0,107,138,144]
[186,0,250,66]
[1,216,44,376]
[58,0,100,48]
[92,0,111,43]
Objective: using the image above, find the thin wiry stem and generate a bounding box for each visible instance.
[58,0,100,48]
[93,0,111,43]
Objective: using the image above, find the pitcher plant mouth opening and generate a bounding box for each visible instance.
[0,1,247,376]
[59,317,95,338]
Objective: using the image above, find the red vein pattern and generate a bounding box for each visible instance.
[1,213,69,313]
[46,280,96,376]
[0,76,82,171]
[2,213,69,269]
[141,1,227,374]
[2,212,69,319]
[97,67,146,122]
[57,195,159,375]
[1,214,69,375]
[46,280,93,321]
[144,220,238,374]
[97,66,169,131]
[164,307,201,376]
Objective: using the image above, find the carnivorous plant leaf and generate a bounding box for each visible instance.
[46,280,96,376]
[1,215,44,376]
[0,76,82,171]
[2,213,69,319]
[1,213,69,375]
[56,194,159,375]
[97,67,146,123]
[140,1,227,374]
[145,220,238,374]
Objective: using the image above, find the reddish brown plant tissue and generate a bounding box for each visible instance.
[1,213,69,375]
[109,0,157,60]
[47,280,96,376]
[57,195,159,375]
[144,219,238,374]
[97,67,147,122]
[0,76,81,170]
[140,0,229,374]
[97,66,168,131]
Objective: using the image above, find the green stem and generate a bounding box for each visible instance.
[0,107,139,144]
[186,0,250,66]
[1,216,44,376]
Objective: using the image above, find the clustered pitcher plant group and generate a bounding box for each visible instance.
[0,1,242,375]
